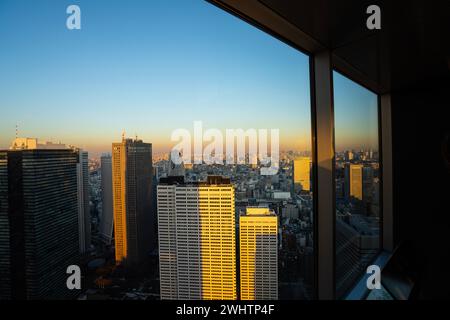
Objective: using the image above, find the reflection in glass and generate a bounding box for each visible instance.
[333,71,380,299]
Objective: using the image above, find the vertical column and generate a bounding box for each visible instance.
[381,94,394,251]
[312,50,335,300]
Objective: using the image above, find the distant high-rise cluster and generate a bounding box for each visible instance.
[0,136,312,301]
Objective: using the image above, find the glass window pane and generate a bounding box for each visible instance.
[333,71,381,299]
[0,0,314,300]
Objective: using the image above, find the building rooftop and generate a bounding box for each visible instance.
[242,206,276,217]
[158,175,231,186]
[9,137,67,150]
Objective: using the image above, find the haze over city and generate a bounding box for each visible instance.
[0,0,377,157]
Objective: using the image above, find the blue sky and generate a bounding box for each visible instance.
[333,71,378,152]
[0,0,376,156]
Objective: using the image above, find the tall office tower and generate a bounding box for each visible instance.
[0,138,79,299]
[168,150,185,177]
[345,150,354,161]
[345,164,363,201]
[0,151,10,298]
[239,207,278,300]
[293,157,311,192]
[362,166,374,204]
[157,176,182,300]
[75,149,91,254]
[158,176,237,300]
[99,154,113,245]
[112,137,154,266]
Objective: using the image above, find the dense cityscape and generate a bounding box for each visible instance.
[0,136,379,300]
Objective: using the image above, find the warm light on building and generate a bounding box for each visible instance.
[346,164,363,201]
[240,207,278,300]
[198,180,236,300]
[112,138,154,266]
[158,176,237,300]
[293,157,311,192]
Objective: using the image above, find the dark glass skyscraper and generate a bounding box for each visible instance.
[112,138,154,266]
[76,149,91,254]
[0,145,80,299]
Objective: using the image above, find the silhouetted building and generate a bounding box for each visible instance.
[0,140,80,299]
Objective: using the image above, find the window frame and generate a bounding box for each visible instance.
[207,0,394,300]
[331,68,384,299]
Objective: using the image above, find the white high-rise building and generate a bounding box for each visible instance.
[156,177,179,300]
[157,176,236,300]
[99,154,113,245]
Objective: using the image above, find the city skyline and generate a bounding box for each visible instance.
[0,0,380,301]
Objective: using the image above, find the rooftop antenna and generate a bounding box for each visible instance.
[15,123,18,139]
[122,130,125,141]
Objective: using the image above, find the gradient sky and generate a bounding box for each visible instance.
[333,71,378,152]
[0,0,377,157]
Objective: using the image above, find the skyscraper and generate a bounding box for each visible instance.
[0,138,80,299]
[158,176,237,300]
[345,164,363,201]
[157,176,182,300]
[239,207,278,300]
[293,157,311,192]
[345,150,354,162]
[75,149,91,254]
[99,154,113,245]
[362,166,374,204]
[112,137,154,266]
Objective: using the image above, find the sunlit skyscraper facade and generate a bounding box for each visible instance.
[293,157,311,192]
[240,207,278,300]
[345,164,363,201]
[158,176,236,300]
[112,138,154,266]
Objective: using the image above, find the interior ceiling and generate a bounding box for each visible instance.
[213,0,450,94]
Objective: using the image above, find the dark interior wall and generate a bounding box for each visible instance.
[392,78,450,299]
